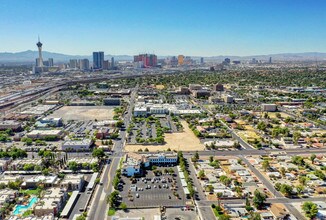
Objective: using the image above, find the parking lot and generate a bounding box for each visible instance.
[163,208,199,220]
[120,167,187,208]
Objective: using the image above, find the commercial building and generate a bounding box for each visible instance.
[36,117,63,128]
[122,153,177,177]
[134,54,157,67]
[0,120,22,131]
[103,60,110,70]
[192,90,211,98]
[111,57,115,69]
[178,55,184,65]
[223,95,234,103]
[103,98,121,106]
[26,130,63,140]
[61,139,93,151]
[48,58,54,67]
[133,106,148,117]
[92,120,118,128]
[122,153,143,177]
[79,59,90,70]
[96,127,115,139]
[147,153,178,165]
[189,84,202,91]
[60,174,85,191]
[213,83,224,92]
[69,59,78,69]
[262,104,277,112]
[224,58,231,64]
[93,51,104,69]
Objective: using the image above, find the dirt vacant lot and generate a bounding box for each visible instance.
[125,120,204,152]
[49,106,115,121]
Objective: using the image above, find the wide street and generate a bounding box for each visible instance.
[87,88,137,220]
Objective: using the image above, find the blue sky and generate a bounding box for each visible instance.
[0,0,326,56]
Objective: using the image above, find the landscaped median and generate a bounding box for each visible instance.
[177,151,195,199]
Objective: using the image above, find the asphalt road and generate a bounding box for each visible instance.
[87,88,137,220]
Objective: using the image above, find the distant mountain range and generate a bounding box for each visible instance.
[1,50,326,63]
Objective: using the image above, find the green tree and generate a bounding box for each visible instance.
[280,184,293,197]
[92,148,105,159]
[252,189,266,210]
[68,161,78,172]
[293,131,301,144]
[310,154,317,164]
[280,167,286,177]
[219,175,232,187]
[22,137,33,146]
[299,176,308,186]
[257,121,267,131]
[192,151,200,162]
[119,202,127,211]
[296,185,304,196]
[248,212,262,220]
[218,214,231,220]
[198,170,205,179]
[262,160,270,171]
[302,202,318,219]
[216,192,223,206]
[108,191,120,208]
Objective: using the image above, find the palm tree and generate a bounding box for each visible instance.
[216,192,223,207]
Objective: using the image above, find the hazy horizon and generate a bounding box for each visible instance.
[1,0,326,56]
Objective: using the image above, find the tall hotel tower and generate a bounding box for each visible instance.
[36,36,43,68]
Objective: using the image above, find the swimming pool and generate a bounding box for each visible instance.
[13,197,38,215]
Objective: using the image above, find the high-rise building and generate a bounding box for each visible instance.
[103,60,109,70]
[43,60,49,67]
[178,55,184,65]
[69,59,78,69]
[134,54,157,67]
[200,57,204,64]
[36,37,43,67]
[111,57,115,69]
[269,57,272,64]
[213,83,224,92]
[93,51,104,69]
[79,59,90,70]
[48,58,54,67]
[224,58,231,64]
[251,58,258,64]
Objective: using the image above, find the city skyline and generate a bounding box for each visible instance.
[1,0,326,56]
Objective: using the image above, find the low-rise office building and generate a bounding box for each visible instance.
[60,174,85,191]
[103,98,121,106]
[61,139,93,151]
[0,120,22,131]
[122,153,178,177]
[26,130,63,140]
[262,104,277,112]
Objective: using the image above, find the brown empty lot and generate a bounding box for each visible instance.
[125,120,204,152]
[49,106,115,121]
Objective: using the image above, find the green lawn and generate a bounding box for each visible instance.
[213,208,219,217]
[21,189,41,195]
[107,208,116,216]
